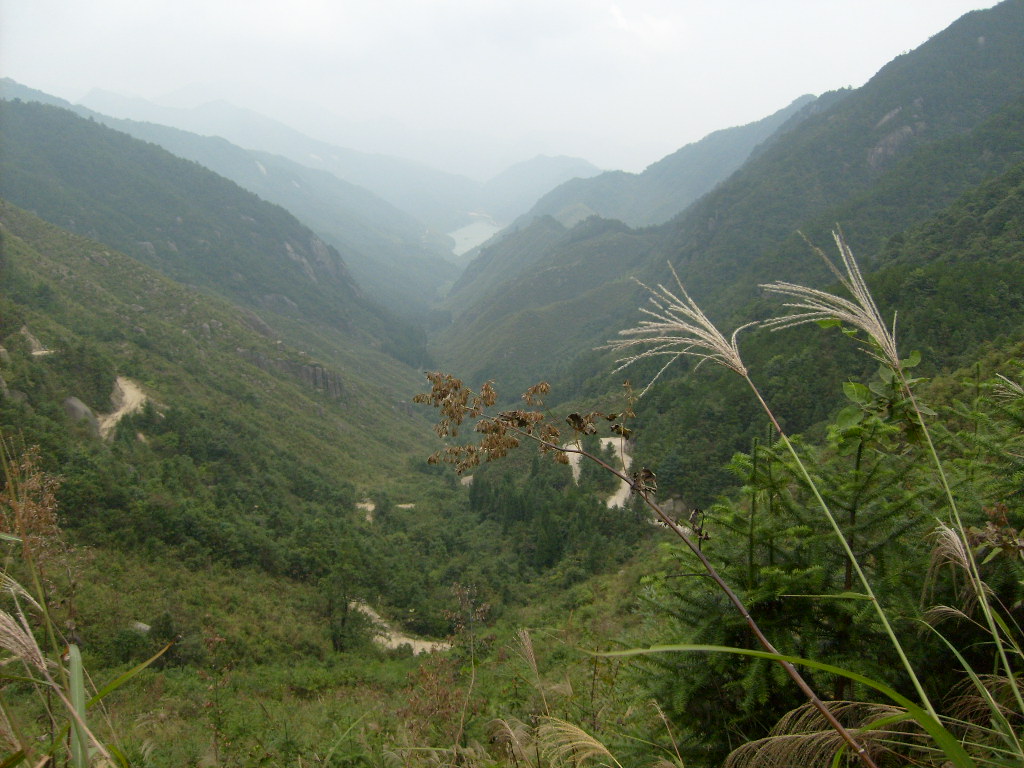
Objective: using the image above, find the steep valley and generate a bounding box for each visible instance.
[3,3,1024,764]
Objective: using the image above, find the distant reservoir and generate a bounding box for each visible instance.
[448,214,502,256]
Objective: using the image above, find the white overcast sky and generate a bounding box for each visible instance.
[0,0,1002,176]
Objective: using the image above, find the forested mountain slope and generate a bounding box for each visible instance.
[653,0,1024,312]
[629,151,1024,506]
[0,201,432,575]
[437,216,661,389]
[519,94,817,228]
[0,98,430,366]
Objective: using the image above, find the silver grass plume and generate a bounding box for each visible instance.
[993,373,1024,402]
[927,522,995,617]
[0,572,43,613]
[0,704,17,754]
[487,717,534,764]
[515,628,551,715]
[762,231,899,369]
[515,629,541,683]
[605,263,754,395]
[947,674,1023,725]
[0,605,47,673]
[725,702,900,768]
[535,717,623,768]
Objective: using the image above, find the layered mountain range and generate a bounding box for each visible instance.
[433,0,1024,398]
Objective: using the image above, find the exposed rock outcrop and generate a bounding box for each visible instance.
[239,349,344,399]
[64,397,100,437]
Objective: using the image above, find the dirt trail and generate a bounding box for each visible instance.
[98,377,148,439]
[351,602,448,654]
[20,327,53,356]
[565,436,633,508]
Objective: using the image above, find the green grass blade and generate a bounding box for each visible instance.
[600,643,976,768]
[923,624,1024,761]
[781,592,872,600]
[68,644,88,768]
[88,642,171,707]
[322,713,369,763]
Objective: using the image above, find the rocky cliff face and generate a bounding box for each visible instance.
[239,350,345,399]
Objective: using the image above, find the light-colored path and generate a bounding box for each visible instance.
[351,602,448,654]
[98,377,148,439]
[21,326,53,356]
[565,436,633,508]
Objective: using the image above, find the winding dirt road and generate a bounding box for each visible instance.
[98,377,148,439]
[565,436,633,508]
[351,602,448,654]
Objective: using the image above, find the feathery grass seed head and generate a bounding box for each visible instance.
[762,231,899,370]
[536,717,623,768]
[0,607,47,673]
[604,264,753,394]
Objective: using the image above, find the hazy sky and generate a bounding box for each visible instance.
[0,0,1001,176]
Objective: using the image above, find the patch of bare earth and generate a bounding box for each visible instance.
[351,602,449,654]
[565,437,633,508]
[98,377,148,439]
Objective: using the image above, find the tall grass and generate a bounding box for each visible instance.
[0,436,164,766]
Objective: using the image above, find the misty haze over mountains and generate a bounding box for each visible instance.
[81,85,605,182]
[2,73,811,311]
[67,83,814,241]
[76,88,602,234]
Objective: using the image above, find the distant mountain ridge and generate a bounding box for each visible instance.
[77,89,603,234]
[0,80,605,316]
[443,93,827,309]
[0,79,458,315]
[479,155,603,223]
[519,94,818,228]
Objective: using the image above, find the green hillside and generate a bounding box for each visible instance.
[437,217,661,391]
[0,201,431,562]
